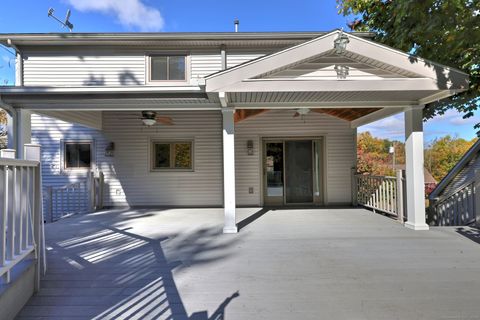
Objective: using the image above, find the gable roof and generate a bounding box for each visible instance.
[205,30,469,103]
[429,139,480,199]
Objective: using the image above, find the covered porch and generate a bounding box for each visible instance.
[17,206,480,319]
[0,31,469,233]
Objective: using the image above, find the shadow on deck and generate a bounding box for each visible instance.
[17,209,241,319]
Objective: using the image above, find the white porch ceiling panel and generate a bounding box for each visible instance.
[227,90,439,107]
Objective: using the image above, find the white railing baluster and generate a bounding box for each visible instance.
[1,166,8,269]
[354,174,402,218]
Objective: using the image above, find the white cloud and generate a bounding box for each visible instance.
[64,0,164,31]
[358,114,405,141]
[426,109,477,126]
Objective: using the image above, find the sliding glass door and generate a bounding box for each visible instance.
[263,138,324,206]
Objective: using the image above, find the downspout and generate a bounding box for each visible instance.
[6,39,23,86]
[220,44,227,70]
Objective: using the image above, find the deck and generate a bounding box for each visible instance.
[16,207,480,319]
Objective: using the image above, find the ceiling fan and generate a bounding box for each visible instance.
[141,111,174,126]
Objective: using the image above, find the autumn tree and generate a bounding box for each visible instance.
[424,135,477,181]
[0,109,7,149]
[337,0,480,135]
[357,131,404,176]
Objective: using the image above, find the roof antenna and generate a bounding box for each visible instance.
[234,19,239,32]
[48,8,74,32]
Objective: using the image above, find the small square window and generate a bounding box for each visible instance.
[152,141,193,170]
[64,142,92,169]
[150,55,186,81]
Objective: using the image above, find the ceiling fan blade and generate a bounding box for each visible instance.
[155,116,174,125]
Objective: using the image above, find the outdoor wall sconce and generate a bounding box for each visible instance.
[105,142,115,157]
[247,140,254,155]
[334,65,349,80]
[334,31,350,54]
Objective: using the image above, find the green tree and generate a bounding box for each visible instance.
[337,0,480,134]
[424,135,477,181]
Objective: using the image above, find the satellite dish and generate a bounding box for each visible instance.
[47,8,74,32]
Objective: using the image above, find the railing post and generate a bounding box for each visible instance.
[351,168,358,207]
[24,143,42,292]
[396,169,404,223]
[0,149,16,159]
[46,186,54,223]
[98,171,104,210]
[87,171,95,213]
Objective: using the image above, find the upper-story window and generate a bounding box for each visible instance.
[149,55,187,82]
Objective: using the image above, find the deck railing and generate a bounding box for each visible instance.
[354,170,405,221]
[429,173,478,226]
[0,146,44,289]
[46,171,104,222]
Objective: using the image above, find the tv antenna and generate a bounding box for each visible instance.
[47,8,74,32]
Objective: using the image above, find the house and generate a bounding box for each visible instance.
[428,139,480,225]
[0,30,469,233]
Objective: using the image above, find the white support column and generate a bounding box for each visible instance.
[404,106,429,230]
[16,109,32,160]
[222,107,237,233]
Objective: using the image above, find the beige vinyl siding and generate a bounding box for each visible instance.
[101,111,223,206]
[235,109,355,205]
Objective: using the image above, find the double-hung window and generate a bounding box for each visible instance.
[151,141,193,170]
[149,55,187,82]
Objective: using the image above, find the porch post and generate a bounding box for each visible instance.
[7,109,32,159]
[222,107,237,233]
[404,106,429,230]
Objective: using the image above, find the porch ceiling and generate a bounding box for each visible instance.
[234,108,381,123]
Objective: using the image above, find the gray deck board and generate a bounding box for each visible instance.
[16,207,480,319]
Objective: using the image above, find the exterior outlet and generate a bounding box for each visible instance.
[249,187,254,194]
[115,189,122,195]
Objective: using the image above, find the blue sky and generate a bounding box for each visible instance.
[0,0,478,142]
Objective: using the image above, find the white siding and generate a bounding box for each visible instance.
[36,111,103,130]
[190,52,222,78]
[22,48,270,86]
[235,109,355,205]
[32,109,354,208]
[101,111,223,206]
[227,52,267,69]
[31,113,110,217]
[23,49,146,86]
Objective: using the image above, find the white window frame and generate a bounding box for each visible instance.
[145,53,190,84]
[150,139,194,172]
[60,139,95,173]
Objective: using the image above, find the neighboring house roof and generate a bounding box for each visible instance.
[429,139,480,199]
[393,164,437,184]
